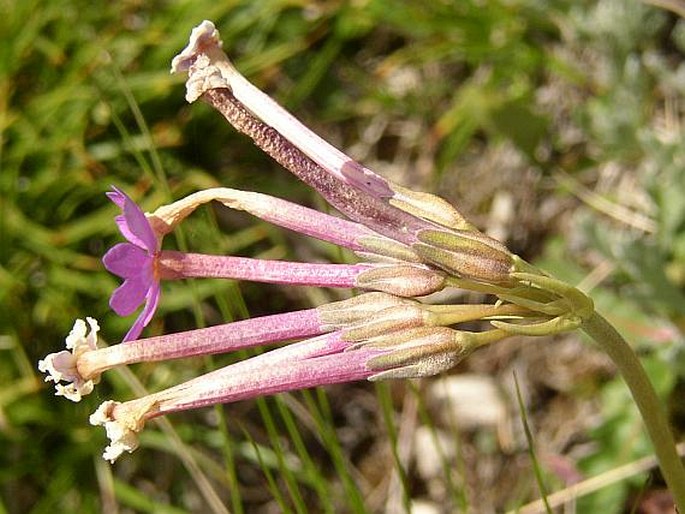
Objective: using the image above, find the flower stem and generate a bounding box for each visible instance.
[582,312,685,510]
[199,88,428,244]
[158,250,372,288]
[77,309,324,378]
[426,303,530,326]
[148,187,376,251]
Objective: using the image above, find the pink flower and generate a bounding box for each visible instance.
[89,332,384,461]
[39,293,516,460]
[102,187,161,342]
[102,186,448,342]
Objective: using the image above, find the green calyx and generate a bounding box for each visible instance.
[413,228,514,283]
[365,328,507,380]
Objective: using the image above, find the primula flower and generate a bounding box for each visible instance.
[104,186,448,342]
[40,293,523,405]
[103,187,162,342]
[104,185,374,342]
[39,305,332,403]
[89,334,385,462]
[42,294,525,463]
[36,24,685,507]
[171,21,514,284]
[88,312,514,462]
[40,292,520,461]
[38,317,101,402]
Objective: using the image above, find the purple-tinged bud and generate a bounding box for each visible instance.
[413,229,513,283]
[355,264,446,297]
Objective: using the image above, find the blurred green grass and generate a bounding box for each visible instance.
[2,0,685,512]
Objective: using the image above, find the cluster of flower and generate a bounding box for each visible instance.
[38,21,593,463]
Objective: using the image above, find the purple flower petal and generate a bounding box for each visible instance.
[103,243,151,278]
[109,273,152,317]
[105,186,164,340]
[107,187,157,252]
[141,282,161,328]
[122,283,161,342]
[106,187,126,209]
[122,319,144,344]
[113,214,142,247]
[122,197,157,253]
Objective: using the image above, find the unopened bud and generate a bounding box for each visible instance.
[413,229,513,283]
[355,264,446,297]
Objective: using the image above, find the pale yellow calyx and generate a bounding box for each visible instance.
[38,317,101,402]
[341,304,428,342]
[413,228,514,284]
[389,184,474,231]
[317,292,413,329]
[355,264,446,297]
[364,328,506,380]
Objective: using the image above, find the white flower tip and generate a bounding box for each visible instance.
[65,317,100,350]
[171,20,223,75]
[38,317,100,402]
[90,401,143,463]
[171,20,233,103]
[55,379,95,402]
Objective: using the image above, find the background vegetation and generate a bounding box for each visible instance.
[2,0,685,512]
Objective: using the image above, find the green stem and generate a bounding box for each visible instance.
[582,312,685,510]
[426,303,530,326]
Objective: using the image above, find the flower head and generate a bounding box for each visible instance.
[87,332,385,462]
[103,186,161,342]
[38,317,101,402]
[38,21,603,468]
[170,21,515,283]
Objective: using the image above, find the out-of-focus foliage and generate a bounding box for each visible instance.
[1,0,684,512]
